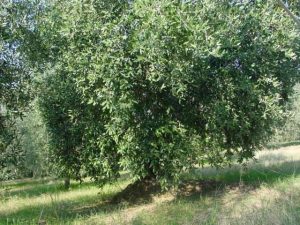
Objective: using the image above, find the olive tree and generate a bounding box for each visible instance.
[0,0,34,179]
[31,0,299,186]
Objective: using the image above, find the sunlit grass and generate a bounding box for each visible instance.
[1,145,300,225]
[0,179,131,225]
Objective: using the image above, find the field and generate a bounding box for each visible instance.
[1,145,300,225]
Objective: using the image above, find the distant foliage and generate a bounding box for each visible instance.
[0,115,24,181]
[0,104,51,181]
[16,103,51,178]
[270,84,300,144]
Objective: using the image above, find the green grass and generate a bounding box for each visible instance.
[1,145,300,225]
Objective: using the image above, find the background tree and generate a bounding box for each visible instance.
[16,101,51,178]
[0,112,25,180]
[270,84,300,145]
[0,0,33,180]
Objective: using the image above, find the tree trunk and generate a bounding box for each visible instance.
[146,162,156,179]
[64,177,70,190]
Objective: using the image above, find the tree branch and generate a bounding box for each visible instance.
[277,0,300,28]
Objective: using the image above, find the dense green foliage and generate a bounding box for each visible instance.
[0,0,33,180]
[277,0,300,28]
[0,0,299,186]
[0,0,37,114]
[30,0,299,186]
[37,71,86,182]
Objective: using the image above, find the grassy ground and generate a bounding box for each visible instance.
[1,145,300,225]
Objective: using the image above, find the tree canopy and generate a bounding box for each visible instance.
[0,0,33,179]
[1,0,299,186]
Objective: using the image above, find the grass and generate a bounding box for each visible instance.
[266,141,300,149]
[1,145,300,225]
